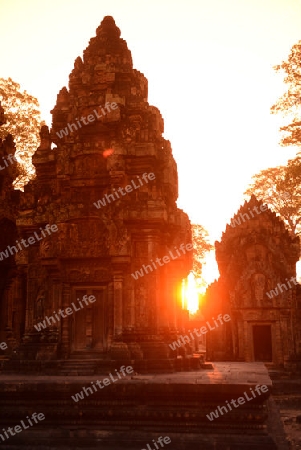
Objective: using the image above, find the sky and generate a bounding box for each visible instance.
[1,0,301,283]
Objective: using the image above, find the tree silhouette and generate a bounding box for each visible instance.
[191,224,213,281]
[244,156,301,235]
[271,41,301,148]
[0,78,41,189]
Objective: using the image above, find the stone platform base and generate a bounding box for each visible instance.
[0,363,277,449]
[0,430,277,449]
[1,356,202,375]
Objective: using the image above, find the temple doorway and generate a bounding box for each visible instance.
[252,325,272,361]
[71,288,108,352]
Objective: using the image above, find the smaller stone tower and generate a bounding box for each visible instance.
[204,195,300,367]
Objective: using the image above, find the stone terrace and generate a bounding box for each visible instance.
[0,363,278,449]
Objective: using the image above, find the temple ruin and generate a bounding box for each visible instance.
[204,195,301,369]
[0,16,192,372]
[0,16,289,450]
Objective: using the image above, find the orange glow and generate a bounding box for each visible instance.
[182,272,199,314]
[103,149,114,158]
[1,1,300,256]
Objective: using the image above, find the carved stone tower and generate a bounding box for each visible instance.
[204,195,300,367]
[4,16,192,369]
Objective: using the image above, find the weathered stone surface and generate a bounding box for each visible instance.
[204,195,300,368]
[0,19,283,450]
[0,16,192,367]
[0,363,277,449]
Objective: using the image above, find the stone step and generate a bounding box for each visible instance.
[69,351,107,360]
[0,363,277,449]
[58,359,99,376]
[60,360,98,365]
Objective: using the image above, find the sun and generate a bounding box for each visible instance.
[182,272,199,314]
[181,252,220,314]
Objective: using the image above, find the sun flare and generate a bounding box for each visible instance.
[182,272,199,314]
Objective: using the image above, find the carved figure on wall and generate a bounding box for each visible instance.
[116,228,130,254]
[103,218,117,252]
[136,282,147,327]
[35,288,45,320]
[39,239,51,257]
[252,273,266,303]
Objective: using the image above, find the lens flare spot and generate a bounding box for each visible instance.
[103,148,114,158]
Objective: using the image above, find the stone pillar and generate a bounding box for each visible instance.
[280,313,291,363]
[113,273,123,336]
[3,284,13,346]
[3,273,19,349]
[128,286,135,330]
[86,301,93,348]
[243,320,250,361]
[158,274,172,331]
[107,281,114,348]
[274,319,282,365]
[110,272,131,360]
[4,285,12,331]
[24,270,35,334]
[60,283,71,358]
[12,272,26,343]
[237,320,245,360]
[244,321,250,362]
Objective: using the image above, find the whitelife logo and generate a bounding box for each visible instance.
[0,341,8,351]
[0,153,17,170]
[230,204,268,228]
[131,243,193,280]
[0,412,45,443]
[169,314,231,351]
[206,384,269,421]
[34,294,96,332]
[0,224,58,261]
[141,436,171,450]
[93,172,155,209]
[55,102,118,139]
[266,276,298,299]
[71,365,133,402]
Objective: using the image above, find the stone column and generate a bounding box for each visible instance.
[243,320,250,361]
[159,275,173,331]
[3,272,19,348]
[107,281,114,348]
[237,320,245,360]
[60,283,71,358]
[110,271,131,360]
[113,273,123,336]
[3,284,13,344]
[280,313,290,364]
[244,321,249,361]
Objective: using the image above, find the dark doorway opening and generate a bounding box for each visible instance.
[253,325,272,361]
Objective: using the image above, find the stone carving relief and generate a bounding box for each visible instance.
[39,239,52,258]
[3,16,193,358]
[35,288,45,320]
[54,222,108,258]
[252,273,266,303]
[135,281,148,328]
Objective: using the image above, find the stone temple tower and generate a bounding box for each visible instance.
[1,16,192,371]
[204,195,300,367]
